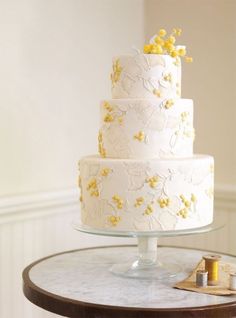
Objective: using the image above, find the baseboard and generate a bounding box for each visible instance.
[0,184,235,224]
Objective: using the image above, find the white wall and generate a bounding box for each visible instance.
[0,0,144,196]
[145,0,236,186]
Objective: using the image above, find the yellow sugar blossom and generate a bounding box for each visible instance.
[181,112,189,121]
[91,190,99,197]
[103,101,113,112]
[100,168,111,177]
[173,28,182,36]
[146,176,159,188]
[185,56,193,63]
[111,59,122,86]
[98,131,103,143]
[168,36,176,44]
[112,195,124,209]
[134,197,144,207]
[150,44,163,54]
[177,208,188,219]
[164,41,175,53]
[104,113,114,123]
[78,175,82,188]
[87,178,99,197]
[108,215,121,226]
[118,116,123,125]
[164,99,174,109]
[153,88,162,97]
[191,193,197,202]
[158,198,170,208]
[178,48,186,57]
[170,50,178,58]
[143,44,152,54]
[98,131,106,158]
[144,204,153,215]
[134,131,145,142]
[163,73,172,82]
[87,178,97,191]
[159,29,167,37]
[154,36,164,46]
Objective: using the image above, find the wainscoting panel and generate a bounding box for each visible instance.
[0,187,235,318]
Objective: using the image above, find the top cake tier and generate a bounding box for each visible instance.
[111,54,181,99]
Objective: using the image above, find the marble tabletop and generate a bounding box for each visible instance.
[23,245,236,317]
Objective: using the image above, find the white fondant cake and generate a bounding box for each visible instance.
[79,155,214,231]
[100,98,194,159]
[78,33,214,232]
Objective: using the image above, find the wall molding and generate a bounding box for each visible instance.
[0,184,235,224]
[0,188,79,224]
[214,184,236,211]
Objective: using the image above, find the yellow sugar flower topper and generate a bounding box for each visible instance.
[143,28,193,63]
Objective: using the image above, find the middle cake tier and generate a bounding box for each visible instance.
[99,98,194,159]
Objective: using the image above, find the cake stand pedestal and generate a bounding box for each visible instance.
[73,221,223,280]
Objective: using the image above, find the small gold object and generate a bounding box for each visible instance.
[203,254,222,286]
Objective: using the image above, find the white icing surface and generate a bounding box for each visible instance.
[29,246,236,309]
[100,98,194,159]
[111,54,181,99]
[79,155,214,231]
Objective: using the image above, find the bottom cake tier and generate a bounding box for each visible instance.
[79,155,214,231]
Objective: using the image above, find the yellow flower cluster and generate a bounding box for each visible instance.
[98,130,106,158]
[103,101,113,112]
[143,28,193,63]
[163,73,172,82]
[118,116,124,125]
[206,187,214,198]
[112,195,124,209]
[177,208,188,218]
[144,204,153,215]
[158,198,170,208]
[134,131,145,142]
[134,197,144,207]
[108,215,121,226]
[100,168,111,177]
[104,113,114,123]
[87,178,99,197]
[177,193,197,218]
[78,175,82,188]
[164,99,174,109]
[181,111,189,122]
[111,59,122,86]
[146,176,159,188]
[153,88,162,97]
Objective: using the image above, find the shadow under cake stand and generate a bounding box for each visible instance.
[73,221,223,279]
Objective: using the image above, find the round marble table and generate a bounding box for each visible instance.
[22,245,236,318]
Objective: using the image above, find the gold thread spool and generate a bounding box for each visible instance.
[203,254,221,286]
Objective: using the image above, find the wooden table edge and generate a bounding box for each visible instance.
[22,245,236,318]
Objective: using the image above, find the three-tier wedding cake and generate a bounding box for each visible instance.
[78,28,214,232]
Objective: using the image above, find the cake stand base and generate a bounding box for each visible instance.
[110,237,182,279]
[73,221,223,280]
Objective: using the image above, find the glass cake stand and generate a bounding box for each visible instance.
[72,220,223,280]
